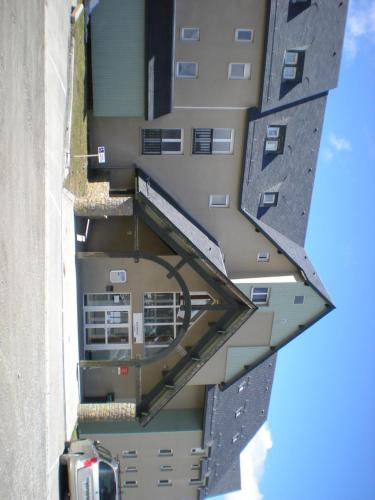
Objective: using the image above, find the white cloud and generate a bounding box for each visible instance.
[329,133,352,152]
[344,0,375,59]
[222,424,273,500]
[322,149,334,162]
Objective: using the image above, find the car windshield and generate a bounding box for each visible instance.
[99,462,116,500]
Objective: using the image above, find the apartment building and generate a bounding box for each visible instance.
[77,0,348,498]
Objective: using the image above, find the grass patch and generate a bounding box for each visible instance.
[64,3,88,197]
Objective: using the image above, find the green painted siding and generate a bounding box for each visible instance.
[78,409,202,435]
[91,0,145,117]
[224,281,327,379]
[236,281,326,347]
[225,346,270,382]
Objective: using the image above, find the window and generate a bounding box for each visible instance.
[250,287,270,305]
[122,450,137,458]
[109,269,127,283]
[232,433,240,443]
[235,29,253,42]
[294,295,305,304]
[265,125,286,154]
[158,449,173,457]
[160,465,173,472]
[124,480,138,488]
[142,129,183,155]
[261,192,278,207]
[228,63,251,80]
[125,466,138,473]
[191,464,201,470]
[192,128,234,154]
[235,407,244,418]
[208,194,230,208]
[238,381,246,392]
[181,27,200,41]
[191,447,205,456]
[84,293,131,351]
[158,479,172,487]
[257,252,270,262]
[99,463,117,496]
[283,50,304,81]
[144,292,213,346]
[176,61,198,78]
[190,479,203,485]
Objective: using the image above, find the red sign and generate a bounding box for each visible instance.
[118,367,129,376]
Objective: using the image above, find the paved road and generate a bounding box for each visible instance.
[0,1,71,498]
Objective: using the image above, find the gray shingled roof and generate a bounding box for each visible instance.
[260,0,348,112]
[241,94,327,247]
[201,355,277,498]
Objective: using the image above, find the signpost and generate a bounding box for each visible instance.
[70,146,106,164]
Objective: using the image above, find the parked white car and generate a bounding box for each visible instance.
[60,439,120,500]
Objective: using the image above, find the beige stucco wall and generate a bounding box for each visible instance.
[82,430,204,500]
[174,0,267,107]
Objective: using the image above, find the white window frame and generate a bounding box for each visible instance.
[176,61,198,78]
[235,407,244,418]
[212,128,234,154]
[283,50,303,81]
[122,450,138,458]
[234,28,254,42]
[283,66,297,81]
[257,252,270,262]
[266,126,281,139]
[192,128,234,155]
[181,27,200,41]
[262,192,277,206]
[144,292,213,347]
[158,479,172,487]
[250,287,270,305]
[142,129,183,155]
[238,381,246,392]
[158,449,173,457]
[83,293,132,351]
[232,433,240,443]
[124,480,138,488]
[109,269,127,283]
[161,130,184,154]
[209,194,230,208]
[265,140,279,152]
[228,62,251,80]
[189,479,203,485]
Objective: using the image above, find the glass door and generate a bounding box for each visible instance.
[84,293,132,351]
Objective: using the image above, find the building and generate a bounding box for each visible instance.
[76,0,348,498]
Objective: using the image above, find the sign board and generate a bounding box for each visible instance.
[98,146,106,163]
[133,313,144,344]
[118,367,129,376]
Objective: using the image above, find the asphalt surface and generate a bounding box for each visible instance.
[0,1,71,498]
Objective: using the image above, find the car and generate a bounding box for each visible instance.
[60,439,120,500]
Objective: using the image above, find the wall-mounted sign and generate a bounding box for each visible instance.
[133,313,144,344]
[98,146,106,163]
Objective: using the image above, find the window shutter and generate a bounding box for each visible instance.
[193,128,213,154]
[142,129,162,154]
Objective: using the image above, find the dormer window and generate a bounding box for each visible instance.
[261,192,278,207]
[283,50,304,82]
[265,125,286,154]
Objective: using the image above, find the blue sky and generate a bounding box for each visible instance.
[215,1,375,499]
